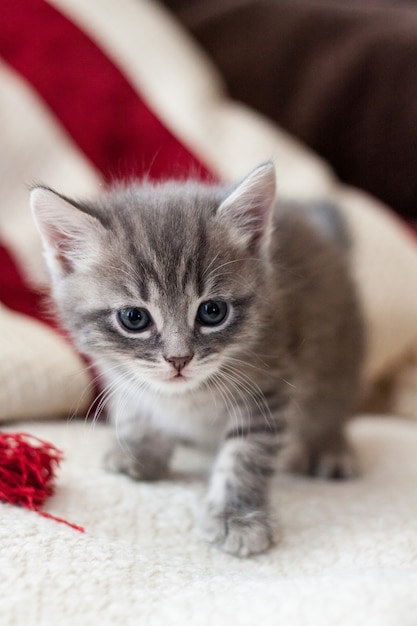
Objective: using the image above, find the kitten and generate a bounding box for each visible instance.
[31,162,363,557]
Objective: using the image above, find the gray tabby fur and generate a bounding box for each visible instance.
[31,162,364,557]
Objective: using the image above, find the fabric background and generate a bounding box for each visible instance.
[1,0,417,421]
[2,416,417,626]
[162,0,417,219]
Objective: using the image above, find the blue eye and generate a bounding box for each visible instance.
[197,301,228,326]
[118,307,152,332]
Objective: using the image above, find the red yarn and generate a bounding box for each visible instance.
[0,432,84,532]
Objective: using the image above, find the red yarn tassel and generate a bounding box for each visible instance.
[0,432,84,532]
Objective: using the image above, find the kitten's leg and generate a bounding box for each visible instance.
[289,424,357,479]
[201,425,282,557]
[104,419,174,481]
[288,391,358,480]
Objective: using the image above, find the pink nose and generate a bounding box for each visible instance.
[164,355,194,372]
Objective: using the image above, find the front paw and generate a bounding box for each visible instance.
[103,445,169,481]
[201,504,274,557]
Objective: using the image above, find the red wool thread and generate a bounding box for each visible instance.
[0,432,84,532]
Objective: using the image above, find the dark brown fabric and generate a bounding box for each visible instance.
[163,0,417,217]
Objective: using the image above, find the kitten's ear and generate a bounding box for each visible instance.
[216,162,276,252]
[31,186,104,278]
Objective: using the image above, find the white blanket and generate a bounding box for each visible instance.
[2,416,416,626]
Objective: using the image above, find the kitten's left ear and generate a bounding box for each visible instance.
[217,161,276,253]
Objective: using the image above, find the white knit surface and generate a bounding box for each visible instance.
[1,416,416,626]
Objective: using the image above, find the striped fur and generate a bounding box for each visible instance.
[31,162,363,556]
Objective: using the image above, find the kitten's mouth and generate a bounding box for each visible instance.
[169,372,188,382]
[153,368,209,394]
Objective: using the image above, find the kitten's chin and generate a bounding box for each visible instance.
[148,374,206,396]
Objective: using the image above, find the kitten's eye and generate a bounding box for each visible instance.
[118,307,152,332]
[197,301,228,326]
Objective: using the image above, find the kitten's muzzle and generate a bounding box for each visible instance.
[164,354,194,373]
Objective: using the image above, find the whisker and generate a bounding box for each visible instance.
[67,361,126,425]
[220,363,274,431]
[211,373,243,437]
[205,373,222,425]
[204,257,261,281]
[67,361,107,423]
[228,351,297,391]
[226,355,272,376]
[113,376,150,461]
[216,371,253,437]
[202,251,222,279]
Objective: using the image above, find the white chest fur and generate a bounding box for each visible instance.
[142,387,226,449]
[108,376,228,450]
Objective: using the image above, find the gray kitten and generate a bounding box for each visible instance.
[31,162,363,557]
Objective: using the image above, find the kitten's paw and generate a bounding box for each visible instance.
[312,449,358,480]
[103,446,169,481]
[201,506,274,557]
[289,443,358,480]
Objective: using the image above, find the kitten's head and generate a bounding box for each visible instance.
[31,162,276,395]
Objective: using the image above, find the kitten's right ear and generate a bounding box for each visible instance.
[216,161,276,254]
[31,186,104,278]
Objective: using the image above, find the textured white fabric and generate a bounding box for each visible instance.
[0,59,100,286]
[50,0,336,196]
[1,416,416,625]
[0,304,91,421]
